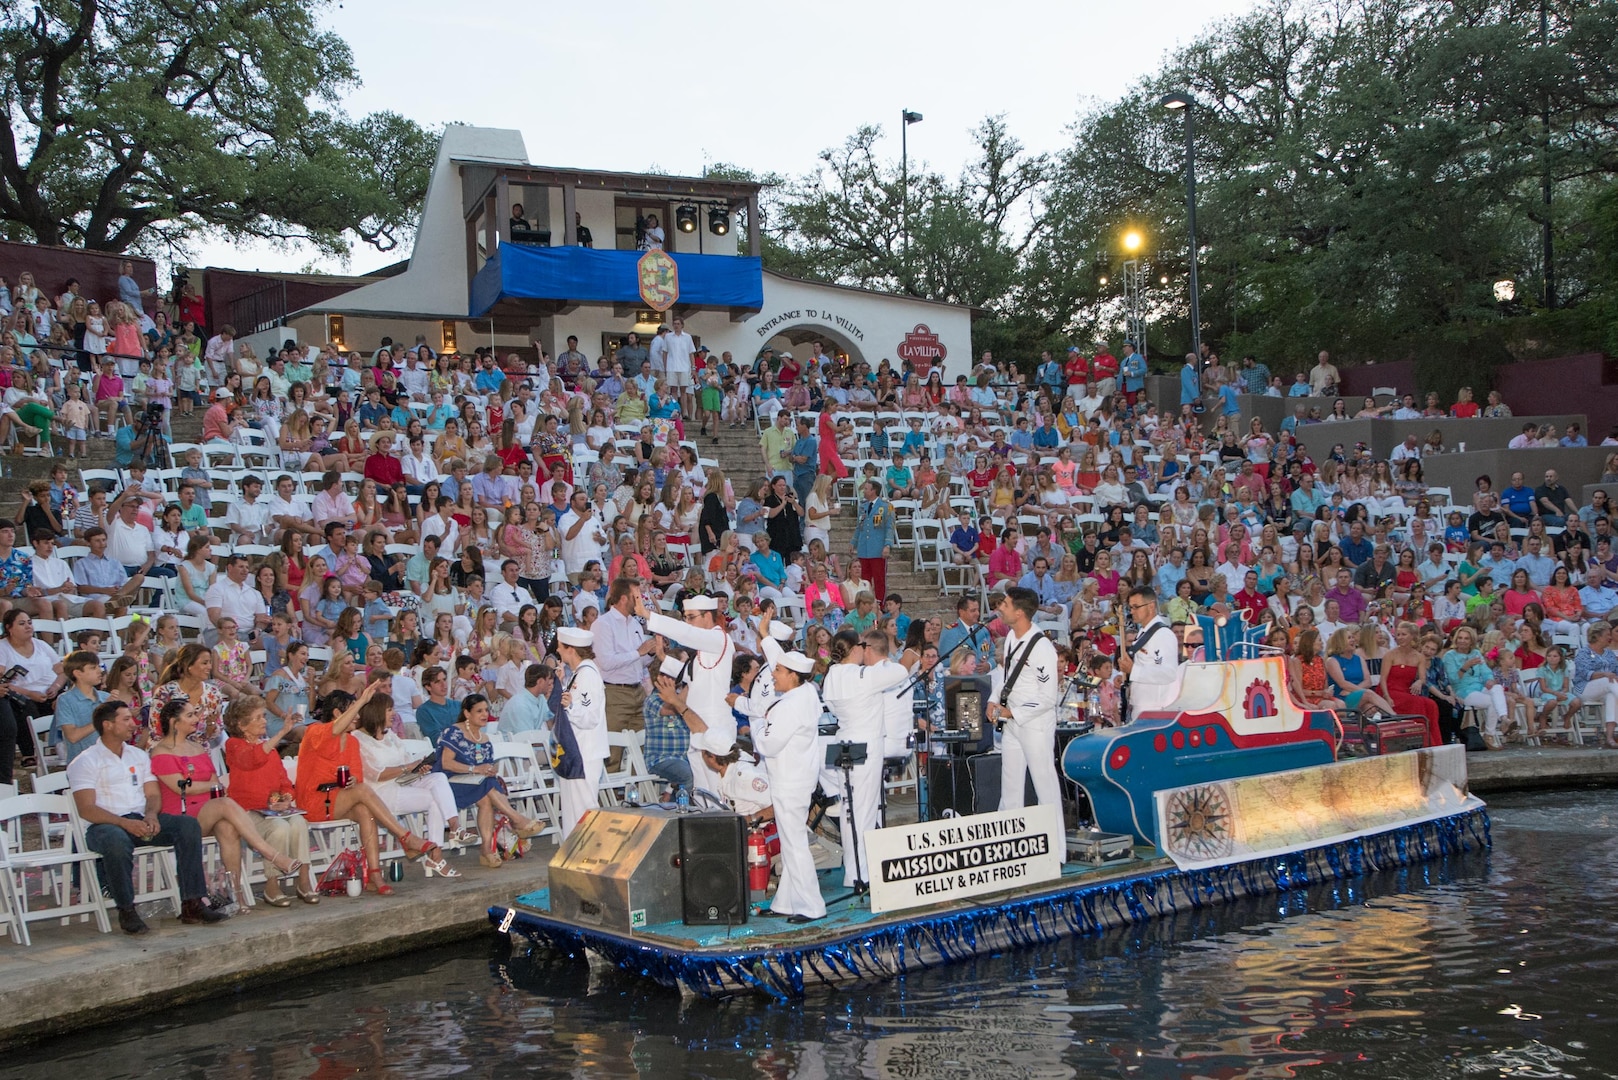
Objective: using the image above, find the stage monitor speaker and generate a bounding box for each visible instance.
[548,807,685,931]
[926,752,1036,819]
[944,675,995,753]
[679,813,748,926]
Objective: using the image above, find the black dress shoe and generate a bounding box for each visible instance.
[757,908,785,918]
[179,898,228,925]
[117,907,149,935]
[786,914,820,925]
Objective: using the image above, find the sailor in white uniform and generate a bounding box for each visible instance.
[702,745,775,821]
[733,618,796,726]
[554,626,608,841]
[641,592,735,797]
[822,627,911,890]
[986,587,1064,857]
[1116,586,1184,719]
[753,648,827,922]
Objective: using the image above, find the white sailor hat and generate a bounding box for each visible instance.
[767,621,795,642]
[682,594,720,612]
[779,651,816,674]
[557,627,594,647]
[659,656,686,678]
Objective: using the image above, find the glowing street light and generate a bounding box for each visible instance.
[1160,89,1203,363]
[1122,230,1143,253]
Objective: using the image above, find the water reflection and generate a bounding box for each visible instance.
[10,791,1618,1079]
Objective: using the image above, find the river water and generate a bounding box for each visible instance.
[10,789,1618,1079]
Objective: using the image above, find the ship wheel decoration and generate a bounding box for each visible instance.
[1164,784,1234,861]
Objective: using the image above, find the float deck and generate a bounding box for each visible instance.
[492,808,1490,999]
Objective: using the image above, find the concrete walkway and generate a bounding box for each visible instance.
[0,849,551,1048]
[4,748,1618,1048]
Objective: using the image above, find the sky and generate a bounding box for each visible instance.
[190,0,1259,275]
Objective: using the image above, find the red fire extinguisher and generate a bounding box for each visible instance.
[747,826,770,902]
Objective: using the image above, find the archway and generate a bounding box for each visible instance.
[760,323,865,370]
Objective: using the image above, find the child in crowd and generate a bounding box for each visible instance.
[361,579,393,643]
[1087,653,1121,726]
[59,382,90,458]
[1444,510,1469,553]
[179,447,212,511]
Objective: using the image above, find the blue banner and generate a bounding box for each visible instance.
[470,244,763,316]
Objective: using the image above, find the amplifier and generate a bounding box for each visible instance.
[547,807,684,932]
[943,675,994,753]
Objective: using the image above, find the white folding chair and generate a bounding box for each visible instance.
[599,730,658,806]
[0,792,113,940]
[30,714,61,776]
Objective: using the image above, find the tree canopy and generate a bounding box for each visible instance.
[759,0,1618,379]
[0,0,436,258]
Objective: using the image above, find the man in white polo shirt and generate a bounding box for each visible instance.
[266,474,319,542]
[225,475,272,545]
[69,700,225,933]
[486,559,537,627]
[558,489,607,585]
[28,529,101,618]
[205,553,270,644]
[106,493,155,575]
[664,315,697,416]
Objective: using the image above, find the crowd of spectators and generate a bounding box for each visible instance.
[8,248,1618,936]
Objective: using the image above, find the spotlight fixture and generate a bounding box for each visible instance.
[1098,276,1109,286]
[675,204,698,233]
[708,206,730,236]
[1160,275,1169,284]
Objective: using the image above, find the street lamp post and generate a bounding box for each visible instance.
[901,109,923,292]
[1121,229,1146,360]
[1160,91,1202,364]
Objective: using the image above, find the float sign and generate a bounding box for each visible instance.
[866,805,1062,914]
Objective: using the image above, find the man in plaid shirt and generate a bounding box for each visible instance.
[642,674,692,791]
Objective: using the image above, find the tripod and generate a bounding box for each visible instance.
[826,740,869,896]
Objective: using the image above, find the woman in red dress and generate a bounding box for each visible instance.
[1383,622,1442,746]
[817,399,848,482]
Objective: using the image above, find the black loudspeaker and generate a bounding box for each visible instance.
[678,813,748,925]
[926,756,973,820]
[967,752,1036,814]
[925,753,1036,819]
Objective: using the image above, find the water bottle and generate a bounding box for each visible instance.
[625,785,641,807]
[676,786,690,811]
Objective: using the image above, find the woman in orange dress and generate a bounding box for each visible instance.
[294,680,439,895]
[1287,628,1345,710]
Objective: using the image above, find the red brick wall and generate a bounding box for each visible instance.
[1495,353,1618,441]
[201,268,356,335]
[0,241,156,310]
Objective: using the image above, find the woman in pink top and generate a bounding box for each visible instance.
[1051,447,1079,495]
[90,358,126,435]
[1501,569,1540,618]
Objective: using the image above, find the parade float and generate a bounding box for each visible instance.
[491,623,1489,1000]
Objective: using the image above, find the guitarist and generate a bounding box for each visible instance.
[986,587,1063,854]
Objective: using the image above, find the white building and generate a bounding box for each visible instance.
[290,125,972,376]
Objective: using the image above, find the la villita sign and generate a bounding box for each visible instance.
[897,324,946,372]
